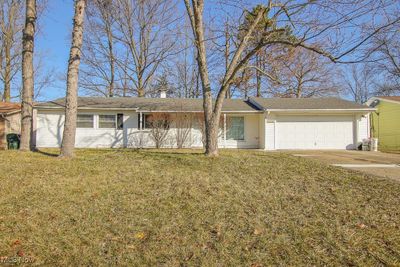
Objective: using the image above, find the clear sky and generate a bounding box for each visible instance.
[36,0,74,100]
[32,0,389,102]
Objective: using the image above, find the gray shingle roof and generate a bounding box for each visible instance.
[35,96,372,112]
[249,97,372,110]
[35,97,260,112]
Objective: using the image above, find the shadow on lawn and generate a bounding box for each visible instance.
[34,149,59,157]
[139,149,205,156]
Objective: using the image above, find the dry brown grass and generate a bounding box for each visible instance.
[0,149,399,266]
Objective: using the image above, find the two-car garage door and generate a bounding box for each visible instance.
[276,116,355,149]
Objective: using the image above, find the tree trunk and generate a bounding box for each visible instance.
[106,23,114,98]
[4,43,11,102]
[137,76,145,97]
[20,0,36,151]
[256,53,262,97]
[205,114,220,156]
[60,0,86,158]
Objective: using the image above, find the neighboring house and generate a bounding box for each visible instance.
[0,103,21,150]
[33,96,374,150]
[366,96,400,151]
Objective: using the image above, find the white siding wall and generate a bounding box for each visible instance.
[258,114,265,149]
[265,121,276,150]
[36,110,261,149]
[36,110,137,148]
[222,114,259,149]
[358,114,370,141]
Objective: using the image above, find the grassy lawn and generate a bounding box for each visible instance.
[0,149,399,266]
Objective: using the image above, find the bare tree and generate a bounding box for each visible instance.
[147,113,170,149]
[20,0,36,151]
[114,0,178,97]
[80,0,118,97]
[60,0,86,158]
[370,22,400,95]
[0,0,23,102]
[184,0,399,156]
[342,64,374,103]
[173,113,193,148]
[267,47,340,98]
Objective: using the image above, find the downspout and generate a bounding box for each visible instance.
[139,111,143,131]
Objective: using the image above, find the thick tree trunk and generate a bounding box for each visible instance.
[60,0,86,158]
[204,114,220,156]
[20,0,36,151]
[137,76,145,97]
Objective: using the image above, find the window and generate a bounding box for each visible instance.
[77,114,94,128]
[138,114,155,129]
[117,114,124,130]
[99,115,116,128]
[138,114,170,129]
[227,117,244,140]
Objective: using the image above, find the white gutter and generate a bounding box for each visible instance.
[0,110,21,116]
[35,106,139,111]
[35,106,262,113]
[264,108,376,112]
[138,110,262,113]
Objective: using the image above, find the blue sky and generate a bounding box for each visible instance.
[32,0,391,102]
[36,0,74,100]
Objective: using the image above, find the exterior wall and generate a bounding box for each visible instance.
[265,113,276,150]
[222,114,260,149]
[358,114,370,142]
[371,101,400,151]
[0,119,5,149]
[5,113,21,134]
[0,113,21,150]
[258,114,266,149]
[36,110,261,149]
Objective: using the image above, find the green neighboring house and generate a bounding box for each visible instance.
[366,96,400,151]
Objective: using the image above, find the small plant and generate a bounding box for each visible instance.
[147,113,170,149]
[173,113,194,149]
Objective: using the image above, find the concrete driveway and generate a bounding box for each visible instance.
[290,150,400,181]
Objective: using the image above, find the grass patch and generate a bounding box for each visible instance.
[0,149,399,265]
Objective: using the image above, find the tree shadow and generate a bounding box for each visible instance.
[137,148,205,156]
[33,149,59,157]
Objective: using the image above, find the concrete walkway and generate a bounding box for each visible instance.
[290,150,400,181]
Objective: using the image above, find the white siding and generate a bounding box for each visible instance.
[358,114,370,141]
[265,121,275,150]
[221,114,260,149]
[258,114,265,149]
[36,110,261,149]
[36,110,137,148]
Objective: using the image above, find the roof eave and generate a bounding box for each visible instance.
[366,97,400,105]
[264,108,376,113]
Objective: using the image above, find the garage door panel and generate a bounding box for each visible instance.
[276,116,354,150]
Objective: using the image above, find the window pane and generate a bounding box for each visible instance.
[117,114,124,130]
[227,117,244,140]
[99,115,116,128]
[77,114,94,128]
[144,114,152,129]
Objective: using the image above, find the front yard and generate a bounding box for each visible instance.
[0,149,399,265]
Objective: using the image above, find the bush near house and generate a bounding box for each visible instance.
[0,149,399,266]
